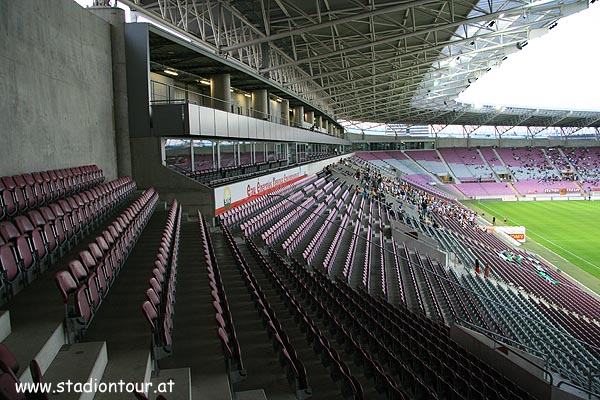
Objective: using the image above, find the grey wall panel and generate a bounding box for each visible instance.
[248,117,258,139]
[0,0,118,180]
[247,117,256,139]
[262,121,271,140]
[227,113,242,138]
[164,105,350,145]
[188,104,200,135]
[239,115,250,138]
[215,110,229,137]
[199,106,216,136]
[255,119,265,139]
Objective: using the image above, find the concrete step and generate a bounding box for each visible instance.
[150,367,192,400]
[15,323,65,383]
[42,341,108,400]
[235,389,267,400]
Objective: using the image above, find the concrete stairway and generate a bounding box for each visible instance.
[210,230,296,400]
[235,243,345,400]
[85,209,168,400]
[158,220,230,400]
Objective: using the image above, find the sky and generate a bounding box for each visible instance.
[457,3,600,112]
[75,0,600,113]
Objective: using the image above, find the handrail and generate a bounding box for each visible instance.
[454,318,554,386]
[556,379,599,399]
[149,80,343,135]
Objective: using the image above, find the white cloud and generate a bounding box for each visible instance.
[457,4,600,112]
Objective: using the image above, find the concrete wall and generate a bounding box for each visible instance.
[0,0,118,180]
[130,136,215,216]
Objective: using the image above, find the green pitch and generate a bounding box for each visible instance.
[464,201,600,284]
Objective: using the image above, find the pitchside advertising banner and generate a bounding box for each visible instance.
[485,226,527,243]
[214,155,350,215]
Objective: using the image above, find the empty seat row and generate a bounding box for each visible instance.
[267,247,408,400]
[142,200,181,363]
[325,269,533,400]
[56,188,158,341]
[247,239,365,400]
[0,165,103,221]
[200,211,246,386]
[222,226,311,400]
[0,177,136,303]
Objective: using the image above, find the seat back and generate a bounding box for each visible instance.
[0,345,19,375]
[79,250,97,272]
[55,270,78,303]
[145,288,161,309]
[88,243,103,262]
[26,210,46,228]
[0,222,21,242]
[68,260,89,284]
[0,359,26,400]
[141,301,158,331]
[0,245,20,283]
[13,216,34,235]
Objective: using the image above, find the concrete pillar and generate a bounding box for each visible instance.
[293,106,304,127]
[217,141,221,168]
[211,74,231,112]
[190,140,195,172]
[212,142,216,169]
[323,120,329,134]
[306,111,315,127]
[90,7,132,177]
[252,89,268,120]
[281,99,290,126]
[269,99,280,124]
[315,115,322,129]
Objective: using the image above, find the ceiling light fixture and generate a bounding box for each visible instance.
[164,69,178,76]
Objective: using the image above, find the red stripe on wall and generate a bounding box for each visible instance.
[215,175,307,216]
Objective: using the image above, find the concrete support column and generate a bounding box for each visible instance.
[293,106,304,127]
[190,140,195,172]
[315,115,322,129]
[306,111,315,127]
[212,142,216,169]
[90,7,132,177]
[211,74,231,112]
[252,89,268,120]
[323,120,329,134]
[281,99,290,126]
[216,141,221,168]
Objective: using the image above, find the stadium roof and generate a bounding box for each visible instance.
[123,0,600,128]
